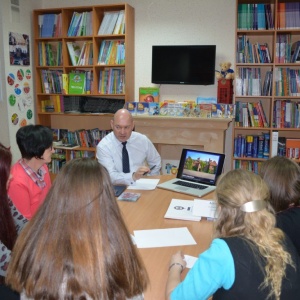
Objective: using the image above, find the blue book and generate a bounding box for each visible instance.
[252,135,259,158]
[257,4,266,30]
[263,133,270,159]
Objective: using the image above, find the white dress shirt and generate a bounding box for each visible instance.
[96,131,161,185]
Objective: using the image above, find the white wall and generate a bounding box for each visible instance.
[1,0,236,169]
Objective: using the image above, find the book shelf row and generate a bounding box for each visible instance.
[53,128,112,148]
[234,132,270,159]
[38,42,62,66]
[38,9,125,38]
[237,35,271,64]
[274,100,300,128]
[275,68,300,96]
[97,10,125,35]
[237,3,274,30]
[236,67,300,97]
[237,34,300,65]
[234,134,300,161]
[124,101,235,119]
[67,41,93,66]
[234,160,262,174]
[98,40,125,65]
[235,100,269,128]
[98,68,125,94]
[40,70,93,95]
[67,11,93,37]
[51,149,96,174]
[38,13,62,38]
[39,39,125,68]
[237,2,300,31]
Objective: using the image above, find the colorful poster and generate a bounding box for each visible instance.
[9,32,30,66]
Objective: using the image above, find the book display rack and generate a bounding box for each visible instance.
[234,0,300,173]
[33,4,134,178]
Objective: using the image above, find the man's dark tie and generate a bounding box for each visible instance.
[122,142,130,173]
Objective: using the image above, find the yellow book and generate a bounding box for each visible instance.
[62,73,69,95]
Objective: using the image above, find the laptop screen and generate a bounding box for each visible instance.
[177,149,225,186]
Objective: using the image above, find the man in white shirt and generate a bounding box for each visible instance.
[96,109,161,185]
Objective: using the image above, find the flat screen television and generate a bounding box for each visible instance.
[151,45,216,85]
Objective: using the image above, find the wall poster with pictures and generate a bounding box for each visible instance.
[9,32,30,66]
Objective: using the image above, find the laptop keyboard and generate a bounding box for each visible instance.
[173,180,208,190]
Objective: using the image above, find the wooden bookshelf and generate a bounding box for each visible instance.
[32,4,134,176]
[233,0,300,173]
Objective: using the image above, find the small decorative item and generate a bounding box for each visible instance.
[215,62,235,80]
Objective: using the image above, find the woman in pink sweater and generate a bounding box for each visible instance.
[8,125,54,219]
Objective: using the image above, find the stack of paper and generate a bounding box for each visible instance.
[164,198,218,221]
[164,199,201,221]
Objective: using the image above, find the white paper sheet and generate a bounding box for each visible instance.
[184,254,198,268]
[133,227,197,248]
[128,178,160,190]
[193,199,218,219]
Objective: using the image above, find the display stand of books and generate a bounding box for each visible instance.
[234,0,300,173]
[33,4,134,179]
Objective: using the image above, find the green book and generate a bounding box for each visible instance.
[68,72,85,94]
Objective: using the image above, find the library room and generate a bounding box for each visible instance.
[1,1,300,300]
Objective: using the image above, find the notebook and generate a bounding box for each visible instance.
[157,149,225,197]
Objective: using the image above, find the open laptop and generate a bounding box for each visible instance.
[157,149,225,197]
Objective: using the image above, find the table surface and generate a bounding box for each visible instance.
[117,175,215,300]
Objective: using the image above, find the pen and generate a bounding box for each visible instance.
[143,165,156,175]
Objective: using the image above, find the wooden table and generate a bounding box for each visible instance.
[117,175,215,300]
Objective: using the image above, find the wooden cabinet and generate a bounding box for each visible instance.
[233,0,300,173]
[32,4,134,175]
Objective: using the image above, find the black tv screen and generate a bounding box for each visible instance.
[151,45,216,85]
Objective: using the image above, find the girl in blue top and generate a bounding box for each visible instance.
[166,169,300,300]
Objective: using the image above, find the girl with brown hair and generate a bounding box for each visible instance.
[6,158,148,299]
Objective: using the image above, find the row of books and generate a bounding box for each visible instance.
[67,11,93,37]
[98,10,125,35]
[40,70,93,95]
[236,68,273,97]
[275,68,300,96]
[67,41,93,66]
[234,160,262,175]
[275,34,292,63]
[49,157,66,174]
[52,128,111,148]
[234,133,270,159]
[41,95,64,113]
[38,13,62,38]
[38,42,62,66]
[235,100,269,128]
[97,40,125,65]
[40,69,63,94]
[275,34,300,64]
[235,67,262,96]
[237,3,274,30]
[124,101,235,119]
[237,36,271,64]
[273,100,300,128]
[98,68,125,94]
[282,138,300,159]
[277,2,300,29]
